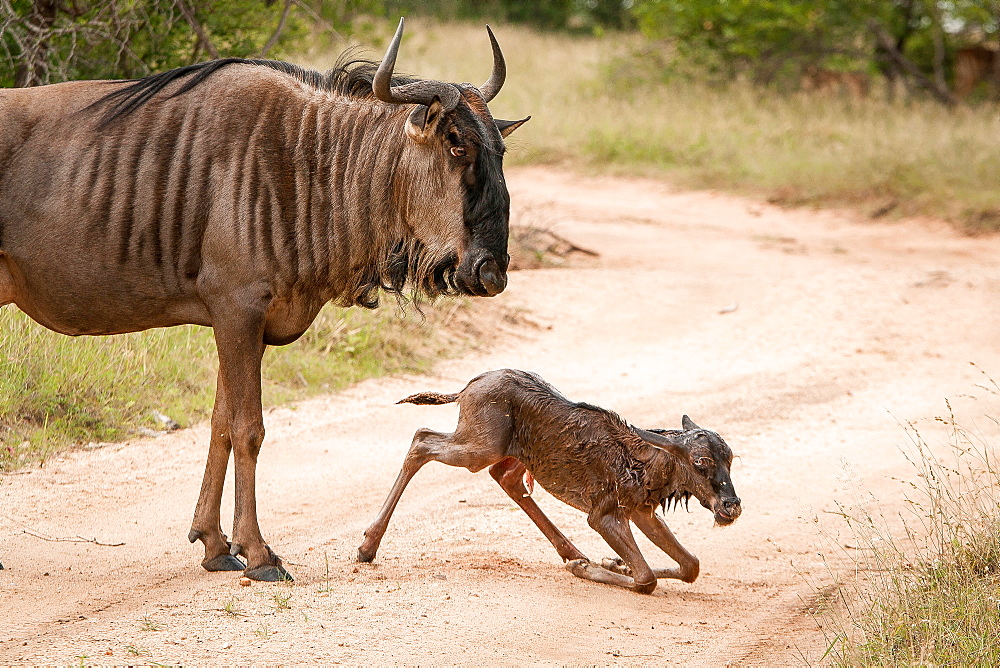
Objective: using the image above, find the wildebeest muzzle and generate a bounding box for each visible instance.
[715,496,742,525]
[456,248,508,297]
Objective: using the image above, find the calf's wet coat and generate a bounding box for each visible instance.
[358,368,741,594]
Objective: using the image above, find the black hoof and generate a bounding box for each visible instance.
[203,554,246,572]
[357,547,376,563]
[245,564,293,582]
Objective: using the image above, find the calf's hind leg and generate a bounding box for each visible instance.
[358,427,506,562]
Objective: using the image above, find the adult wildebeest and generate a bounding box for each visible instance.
[0,18,527,581]
[359,369,742,594]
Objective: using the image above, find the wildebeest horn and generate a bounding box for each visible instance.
[374,18,461,111]
[479,25,506,102]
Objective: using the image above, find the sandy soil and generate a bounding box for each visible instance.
[3,166,1000,665]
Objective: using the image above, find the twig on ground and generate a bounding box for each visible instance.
[545,229,600,256]
[22,528,125,547]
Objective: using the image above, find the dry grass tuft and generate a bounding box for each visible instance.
[824,369,1000,665]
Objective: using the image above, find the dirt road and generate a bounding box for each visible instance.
[3,167,1000,665]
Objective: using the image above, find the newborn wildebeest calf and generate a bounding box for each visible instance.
[358,369,742,594]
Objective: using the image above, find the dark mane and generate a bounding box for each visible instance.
[93,51,421,126]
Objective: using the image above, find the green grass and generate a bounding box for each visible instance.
[313,19,1000,231]
[0,299,486,470]
[826,375,1000,664]
[576,84,1000,230]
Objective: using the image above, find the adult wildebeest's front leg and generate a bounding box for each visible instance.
[488,458,588,562]
[208,303,291,582]
[187,368,245,572]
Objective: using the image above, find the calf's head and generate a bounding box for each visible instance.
[642,415,742,526]
[374,18,528,298]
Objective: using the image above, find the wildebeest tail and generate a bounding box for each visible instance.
[397,392,460,405]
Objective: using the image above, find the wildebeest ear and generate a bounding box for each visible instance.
[635,428,690,461]
[681,415,700,431]
[496,116,530,138]
[405,96,445,144]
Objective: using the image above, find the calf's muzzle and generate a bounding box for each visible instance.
[714,496,742,525]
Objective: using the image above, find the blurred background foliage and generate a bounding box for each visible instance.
[3,1,1000,102]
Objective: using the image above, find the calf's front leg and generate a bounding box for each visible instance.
[488,458,587,562]
[630,507,700,583]
[567,508,657,594]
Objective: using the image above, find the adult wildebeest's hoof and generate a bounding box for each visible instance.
[244,564,293,582]
[202,554,246,572]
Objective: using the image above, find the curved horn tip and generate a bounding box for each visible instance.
[485,25,501,56]
[390,17,406,52]
[374,17,407,102]
[385,17,405,54]
[479,24,506,102]
[385,17,406,60]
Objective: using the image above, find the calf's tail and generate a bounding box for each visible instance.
[397,391,460,406]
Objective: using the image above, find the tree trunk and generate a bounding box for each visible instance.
[14,0,59,87]
[870,19,958,106]
[925,0,948,94]
[176,0,220,59]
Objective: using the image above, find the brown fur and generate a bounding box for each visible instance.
[359,369,742,594]
[0,36,525,581]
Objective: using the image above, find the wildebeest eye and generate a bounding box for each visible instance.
[694,456,713,470]
[450,146,466,158]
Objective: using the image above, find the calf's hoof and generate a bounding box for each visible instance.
[245,564,294,582]
[566,558,590,576]
[601,557,630,575]
[357,546,376,563]
[203,554,246,572]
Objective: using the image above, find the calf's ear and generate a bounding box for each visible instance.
[681,415,701,431]
[405,97,444,143]
[496,116,530,138]
[635,428,690,461]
